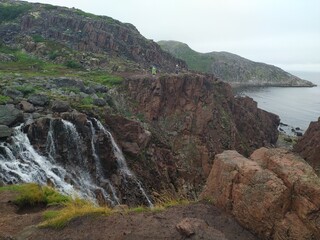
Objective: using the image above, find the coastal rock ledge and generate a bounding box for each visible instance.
[200,148,320,240]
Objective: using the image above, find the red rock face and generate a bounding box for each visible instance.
[120,74,279,193]
[200,148,320,239]
[294,118,320,175]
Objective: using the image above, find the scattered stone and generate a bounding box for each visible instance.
[3,88,23,99]
[19,100,35,113]
[296,132,303,137]
[0,104,24,126]
[28,94,50,106]
[0,125,11,138]
[52,100,70,113]
[93,98,106,107]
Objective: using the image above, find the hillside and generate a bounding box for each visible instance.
[0,0,186,73]
[158,40,315,87]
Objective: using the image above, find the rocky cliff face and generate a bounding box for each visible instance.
[0,72,280,203]
[114,73,280,195]
[201,148,320,240]
[294,117,320,175]
[0,1,186,72]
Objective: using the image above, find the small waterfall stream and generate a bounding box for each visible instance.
[94,119,153,207]
[0,118,152,207]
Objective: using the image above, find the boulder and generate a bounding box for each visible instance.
[2,88,23,99]
[0,125,11,138]
[93,98,106,107]
[19,100,35,113]
[51,100,70,113]
[201,148,320,239]
[176,218,227,239]
[28,94,50,106]
[0,104,24,126]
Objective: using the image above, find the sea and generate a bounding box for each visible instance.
[234,71,320,134]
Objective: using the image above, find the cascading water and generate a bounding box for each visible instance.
[94,119,153,207]
[87,120,119,205]
[0,117,152,207]
[0,124,75,196]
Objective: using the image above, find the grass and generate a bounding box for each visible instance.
[40,198,111,228]
[0,183,70,207]
[0,94,10,104]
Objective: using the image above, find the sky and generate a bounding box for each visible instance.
[24,0,320,72]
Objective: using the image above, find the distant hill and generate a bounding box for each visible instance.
[158,40,315,87]
[0,0,186,73]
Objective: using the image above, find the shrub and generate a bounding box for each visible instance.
[0,4,32,23]
[0,95,10,104]
[15,85,36,95]
[32,34,45,43]
[64,60,83,69]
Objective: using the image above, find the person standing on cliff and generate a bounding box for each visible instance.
[151,65,157,76]
[175,64,180,74]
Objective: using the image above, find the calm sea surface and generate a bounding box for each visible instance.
[235,71,320,132]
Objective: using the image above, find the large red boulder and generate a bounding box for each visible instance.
[200,148,320,239]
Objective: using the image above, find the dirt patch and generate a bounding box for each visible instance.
[0,191,256,240]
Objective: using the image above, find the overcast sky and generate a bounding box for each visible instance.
[25,0,320,72]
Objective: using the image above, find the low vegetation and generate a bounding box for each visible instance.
[0,183,70,207]
[40,198,112,228]
[0,183,192,229]
[0,3,32,23]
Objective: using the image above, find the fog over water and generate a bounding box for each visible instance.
[236,72,320,131]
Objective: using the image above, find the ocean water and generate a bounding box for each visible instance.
[235,71,320,132]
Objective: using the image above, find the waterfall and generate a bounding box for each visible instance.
[0,125,75,196]
[87,120,119,205]
[94,119,153,207]
[0,118,152,207]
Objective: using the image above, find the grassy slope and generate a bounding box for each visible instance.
[158,40,310,85]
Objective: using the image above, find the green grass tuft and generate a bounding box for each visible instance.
[0,95,10,104]
[0,183,70,207]
[39,198,111,228]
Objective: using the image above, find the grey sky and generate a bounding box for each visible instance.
[25,0,320,71]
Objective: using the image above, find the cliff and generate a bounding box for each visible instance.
[0,72,280,203]
[294,117,320,175]
[158,40,315,87]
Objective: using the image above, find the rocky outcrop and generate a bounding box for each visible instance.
[294,117,320,175]
[118,74,279,194]
[200,148,320,239]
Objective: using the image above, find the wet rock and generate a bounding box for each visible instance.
[28,94,50,106]
[51,100,70,113]
[201,148,320,239]
[0,125,11,138]
[19,100,35,113]
[0,104,24,126]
